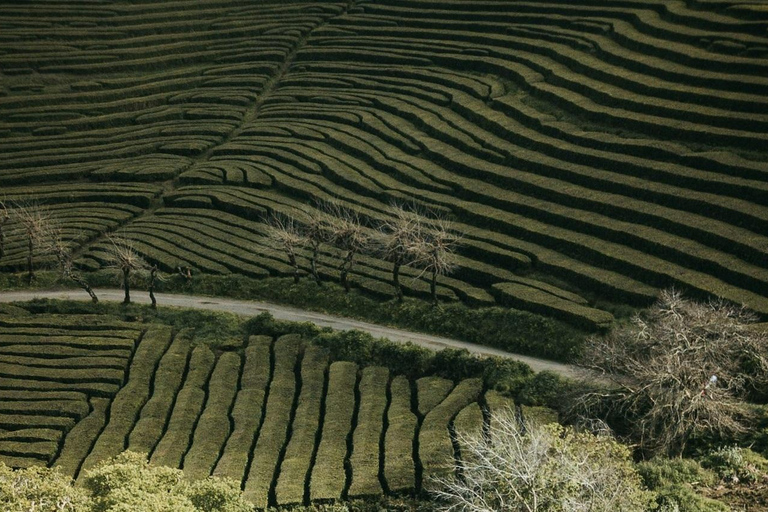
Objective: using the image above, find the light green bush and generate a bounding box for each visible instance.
[700,445,768,483]
[0,463,89,512]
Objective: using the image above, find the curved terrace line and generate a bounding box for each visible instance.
[0,289,580,379]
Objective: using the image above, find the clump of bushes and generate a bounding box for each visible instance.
[636,458,727,512]
[0,452,252,512]
[699,445,768,484]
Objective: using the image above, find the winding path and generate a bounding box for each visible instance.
[0,288,582,379]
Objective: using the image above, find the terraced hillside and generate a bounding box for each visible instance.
[1,0,768,328]
[0,307,516,508]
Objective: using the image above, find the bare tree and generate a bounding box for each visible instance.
[0,200,8,261]
[45,227,99,303]
[409,217,460,306]
[12,202,53,283]
[301,210,326,285]
[375,204,423,302]
[572,289,768,457]
[148,264,160,309]
[323,203,371,293]
[264,213,306,284]
[106,236,149,305]
[431,407,654,512]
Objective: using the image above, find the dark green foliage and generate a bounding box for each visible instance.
[516,370,568,407]
[274,345,327,505]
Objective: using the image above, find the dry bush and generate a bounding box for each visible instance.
[573,289,768,456]
[431,407,654,512]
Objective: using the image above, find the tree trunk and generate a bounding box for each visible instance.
[27,236,34,283]
[430,269,438,306]
[340,251,354,293]
[69,271,98,303]
[392,261,403,302]
[310,243,321,284]
[0,222,5,260]
[149,266,157,309]
[122,268,131,304]
[288,253,300,284]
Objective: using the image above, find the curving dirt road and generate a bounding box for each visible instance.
[0,288,583,379]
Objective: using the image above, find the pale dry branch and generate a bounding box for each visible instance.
[572,288,768,456]
[321,201,372,292]
[374,203,425,301]
[264,212,307,284]
[106,236,149,304]
[431,408,653,512]
[408,216,461,305]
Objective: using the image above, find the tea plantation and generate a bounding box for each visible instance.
[0,306,517,508]
[1,0,767,330]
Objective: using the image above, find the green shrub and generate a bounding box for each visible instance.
[653,484,729,512]
[0,463,89,512]
[517,370,568,406]
[636,457,717,489]
[637,458,727,512]
[699,445,768,483]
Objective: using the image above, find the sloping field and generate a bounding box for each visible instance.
[1,0,767,327]
[0,311,144,471]
[0,307,508,508]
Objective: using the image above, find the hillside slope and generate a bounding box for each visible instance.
[1,0,767,325]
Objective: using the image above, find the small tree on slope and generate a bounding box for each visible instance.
[572,288,768,457]
[375,204,423,302]
[106,236,149,305]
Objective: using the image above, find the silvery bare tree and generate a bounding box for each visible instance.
[264,213,306,284]
[572,288,768,456]
[375,204,424,302]
[106,236,149,305]
[431,407,654,512]
[12,201,53,283]
[301,209,326,285]
[409,217,461,306]
[0,200,9,261]
[44,226,99,303]
[323,202,371,293]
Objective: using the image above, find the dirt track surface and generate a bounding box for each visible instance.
[0,288,582,379]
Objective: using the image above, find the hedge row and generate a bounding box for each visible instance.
[274,345,328,505]
[243,334,302,509]
[348,366,389,498]
[384,375,417,493]
[150,345,215,468]
[80,326,173,474]
[212,335,273,482]
[419,378,482,490]
[309,361,357,502]
[128,329,194,454]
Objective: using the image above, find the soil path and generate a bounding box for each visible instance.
[0,288,583,379]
